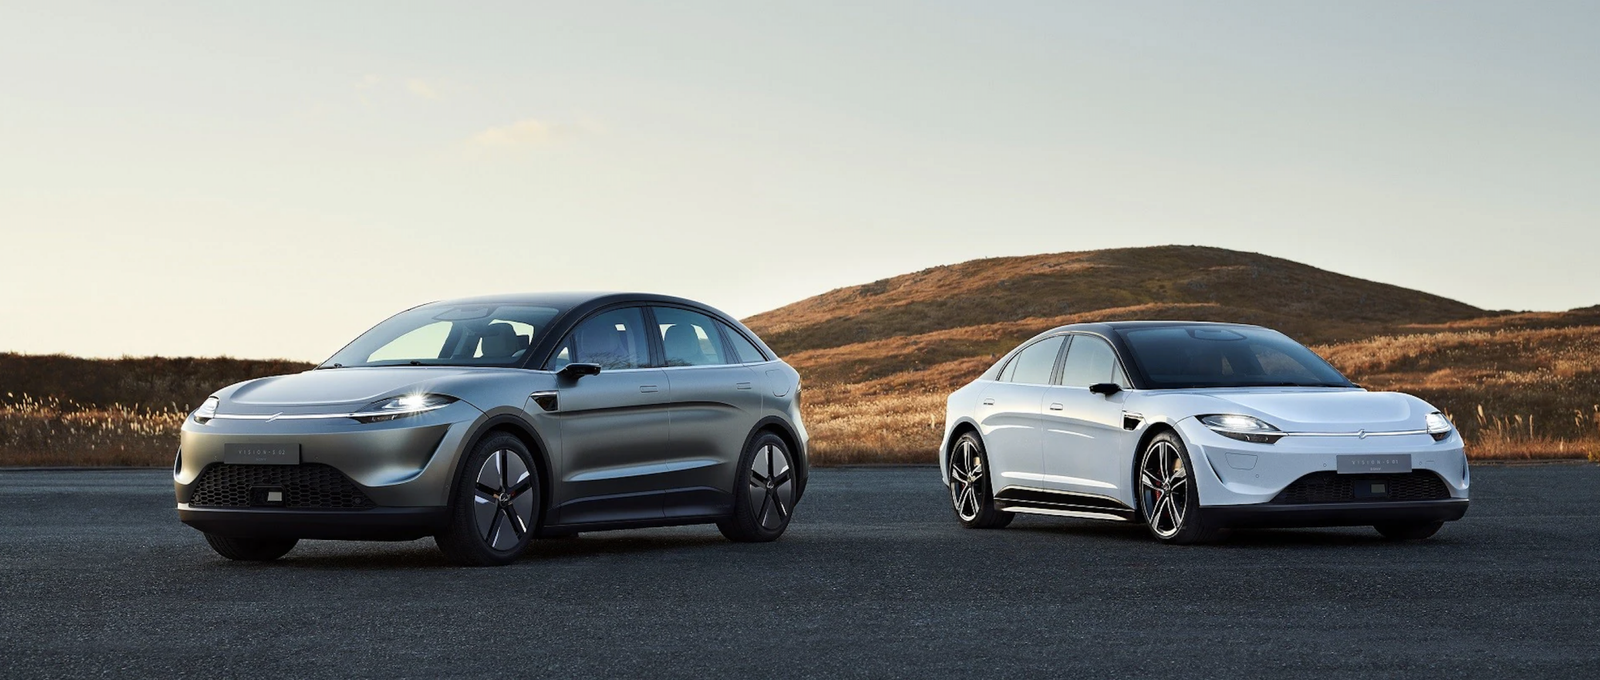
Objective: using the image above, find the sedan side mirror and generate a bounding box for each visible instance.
[1089,383,1122,397]
[558,362,602,380]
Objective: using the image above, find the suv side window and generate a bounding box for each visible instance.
[1059,335,1123,388]
[1004,335,1066,385]
[719,321,768,364]
[547,307,651,370]
[652,307,731,367]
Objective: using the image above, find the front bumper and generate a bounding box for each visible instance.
[1202,499,1469,529]
[174,402,485,540]
[1175,419,1471,507]
[175,401,482,507]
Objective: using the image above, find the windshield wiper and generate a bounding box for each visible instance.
[315,363,345,370]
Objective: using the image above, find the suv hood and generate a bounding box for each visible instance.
[221,367,481,413]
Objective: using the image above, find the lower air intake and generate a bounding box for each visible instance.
[189,463,374,509]
[1272,471,1451,504]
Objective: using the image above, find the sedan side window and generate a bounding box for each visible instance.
[1059,335,1123,388]
[719,321,769,364]
[1004,335,1065,385]
[653,307,731,367]
[548,307,650,370]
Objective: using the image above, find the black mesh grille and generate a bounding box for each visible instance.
[189,463,374,509]
[1273,471,1450,504]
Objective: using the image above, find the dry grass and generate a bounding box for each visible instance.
[1,394,187,467]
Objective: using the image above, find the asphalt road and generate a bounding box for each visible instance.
[1,465,1597,679]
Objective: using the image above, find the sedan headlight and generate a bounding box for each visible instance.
[353,394,457,423]
[1425,411,1453,442]
[1199,414,1284,444]
[193,397,219,424]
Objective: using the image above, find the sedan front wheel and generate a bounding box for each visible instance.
[1137,431,1221,545]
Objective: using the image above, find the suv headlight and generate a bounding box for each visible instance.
[193,397,219,424]
[1199,414,1284,444]
[1425,411,1453,442]
[353,394,457,423]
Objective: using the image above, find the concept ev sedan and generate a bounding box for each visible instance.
[176,293,807,565]
[940,322,1468,544]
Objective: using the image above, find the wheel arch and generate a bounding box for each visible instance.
[744,415,809,500]
[942,419,982,486]
[1130,420,1180,496]
[450,414,555,528]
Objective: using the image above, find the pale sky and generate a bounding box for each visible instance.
[2,1,1597,362]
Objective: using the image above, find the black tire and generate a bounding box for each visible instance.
[1374,521,1443,540]
[434,433,541,567]
[948,432,1013,529]
[718,432,798,543]
[203,533,297,562]
[1137,430,1222,545]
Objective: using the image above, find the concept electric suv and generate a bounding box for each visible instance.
[940,322,1468,543]
[176,293,807,566]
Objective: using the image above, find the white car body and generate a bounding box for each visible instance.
[940,322,1469,537]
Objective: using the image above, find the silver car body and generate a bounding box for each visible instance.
[175,293,807,540]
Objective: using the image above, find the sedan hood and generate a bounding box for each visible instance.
[1187,388,1432,432]
[224,367,481,411]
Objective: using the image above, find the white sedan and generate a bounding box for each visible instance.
[940,322,1469,543]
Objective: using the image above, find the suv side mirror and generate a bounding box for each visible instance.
[1089,383,1122,397]
[558,362,602,380]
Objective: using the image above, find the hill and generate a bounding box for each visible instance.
[745,245,1488,354]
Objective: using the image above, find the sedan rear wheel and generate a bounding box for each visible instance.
[950,433,1012,529]
[1138,431,1221,545]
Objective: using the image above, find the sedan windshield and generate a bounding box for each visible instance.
[1115,325,1353,389]
[320,304,561,369]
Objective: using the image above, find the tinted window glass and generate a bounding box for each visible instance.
[1117,326,1353,389]
[653,307,730,367]
[1059,335,1120,388]
[548,307,650,370]
[998,355,1020,382]
[324,304,558,368]
[1005,335,1065,385]
[720,322,768,363]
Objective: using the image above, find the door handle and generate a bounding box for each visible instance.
[981,398,996,406]
[640,385,659,393]
[735,382,753,390]
[1048,403,1064,411]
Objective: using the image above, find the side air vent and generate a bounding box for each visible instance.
[1122,412,1144,431]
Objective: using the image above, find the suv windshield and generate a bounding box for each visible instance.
[320,304,561,369]
[1115,325,1353,389]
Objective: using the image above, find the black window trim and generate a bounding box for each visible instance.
[541,303,661,371]
[995,332,1070,386]
[1056,331,1133,389]
[647,303,742,369]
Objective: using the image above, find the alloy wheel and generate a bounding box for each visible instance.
[474,449,535,551]
[949,439,984,522]
[747,443,794,530]
[1139,440,1189,538]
